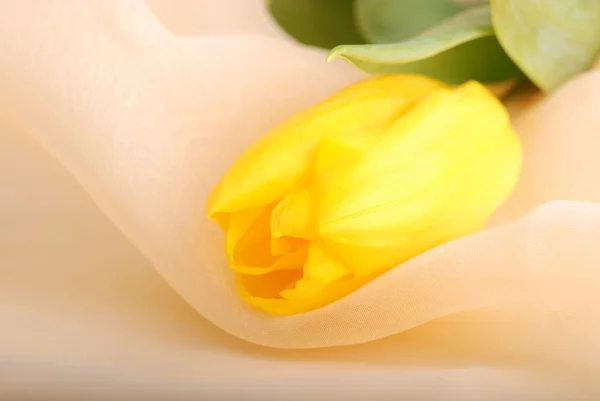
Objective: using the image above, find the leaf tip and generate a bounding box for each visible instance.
[326,47,344,63]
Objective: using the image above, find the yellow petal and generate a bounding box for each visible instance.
[277,245,350,300]
[232,245,309,276]
[278,278,326,301]
[301,241,350,284]
[314,133,370,192]
[270,235,305,256]
[238,243,358,315]
[226,205,308,275]
[270,188,318,240]
[225,206,276,272]
[319,81,522,276]
[207,75,446,218]
[237,270,374,316]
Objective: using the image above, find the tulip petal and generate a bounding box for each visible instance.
[319,81,521,276]
[279,279,326,301]
[302,242,351,284]
[237,270,373,315]
[271,188,318,240]
[226,205,308,275]
[314,133,371,191]
[226,206,278,273]
[207,75,446,217]
[270,235,305,256]
[233,246,310,276]
[237,238,353,314]
[238,269,304,300]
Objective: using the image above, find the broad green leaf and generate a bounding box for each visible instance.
[329,6,522,84]
[355,0,466,44]
[491,0,600,92]
[267,0,365,49]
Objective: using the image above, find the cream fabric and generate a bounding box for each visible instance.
[1,0,599,399]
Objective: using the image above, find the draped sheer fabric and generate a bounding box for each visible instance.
[1,1,600,399]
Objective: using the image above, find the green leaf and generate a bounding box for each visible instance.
[267,0,365,49]
[490,0,600,92]
[355,0,466,44]
[329,5,522,84]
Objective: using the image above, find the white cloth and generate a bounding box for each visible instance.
[1,1,599,399]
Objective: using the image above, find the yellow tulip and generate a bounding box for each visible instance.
[207,75,522,316]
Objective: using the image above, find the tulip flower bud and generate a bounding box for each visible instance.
[207,75,521,315]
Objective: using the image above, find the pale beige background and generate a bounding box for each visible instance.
[1,1,600,399]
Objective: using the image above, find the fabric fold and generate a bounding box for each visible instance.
[3,1,600,397]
